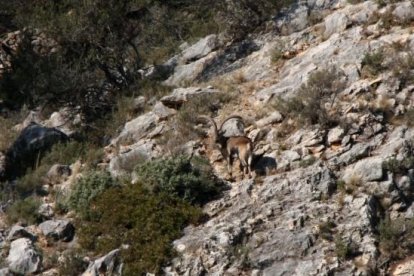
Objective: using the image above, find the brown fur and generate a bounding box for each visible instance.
[199,115,253,179]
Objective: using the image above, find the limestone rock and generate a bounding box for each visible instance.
[393,1,414,22]
[160,87,219,109]
[324,11,349,38]
[38,220,75,242]
[327,127,345,145]
[7,238,42,274]
[391,257,414,275]
[343,156,384,183]
[181,34,218,64]
[82,249,122,276]
[256,111,283,127]
[46,164,71,185]
[38,203,54,219]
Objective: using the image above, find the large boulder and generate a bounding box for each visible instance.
[38,219,75,242]
[4,123,68,179]
[6,238,42,274]
[82,249,122,276]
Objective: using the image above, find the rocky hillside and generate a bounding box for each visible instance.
[1,0,414,275]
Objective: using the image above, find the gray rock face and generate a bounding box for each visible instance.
[82,249,122,276]
[112,112,158,145]
[160,87,219,109]
[276,5,310,35]
[6,238,42,274]
[324,11,349,38]
[181,34,218,64]
[343,156,384,183]
[46,164,71,185]
[166,163,373,275]
[6,225,36,242]
[393,1,414,22]
[38,203,54,219]
[4,123,68,179]
[256,111,283,127]
[38,220,75,242]
[109,140,159,177]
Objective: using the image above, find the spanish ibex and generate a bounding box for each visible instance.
[199,115,253,179]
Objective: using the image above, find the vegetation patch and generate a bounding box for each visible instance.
[378,217,414,260]
[273,68,346,128]
[134,156,223,205]
[77,183,202,275]
[6,196,41,225]
[68,171,118,219]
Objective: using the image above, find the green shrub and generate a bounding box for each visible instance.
[77,183,202,275]
[362,50,386,77]
[378,217,414,260]
[383,156,414,175]
[58,250,88,276]
[68,171,117,219]
[335,236,357,260]
[15,165,49,197]
[273,68,345,127]
[6,196,41,225]
[318,220,336,241]
[134,156,222,205]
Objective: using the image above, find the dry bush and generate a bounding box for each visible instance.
[0,116,20,153]
[273,67,346,128]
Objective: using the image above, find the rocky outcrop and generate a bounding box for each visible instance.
[38,220,75,242]
[82,249,122,276]
[6,238,42,274]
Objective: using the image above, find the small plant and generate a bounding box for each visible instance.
[58,250,88,276]
[273,67,345,127]
[318,220,336,241]
[0,116,19,153]
[383,156,414,175]
[68,171,118,219]
[134,156,223,205]
[299,156,316,168]
[362,50,386,77]
[378,217,414,260]
[335,236,357,261]
[6,196,41,225]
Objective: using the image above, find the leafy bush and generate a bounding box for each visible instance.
[383,156,414,175]
[362,50,386,77]
[68,171,117,219]
[378,217,414,260]
[58,250,88,276]
[134,156,222,205]
[335,236,358,260]
[77,183,202,275]
[6,196,41,225]
[274,68,345,127]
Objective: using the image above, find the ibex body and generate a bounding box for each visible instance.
[200,115,253,179]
